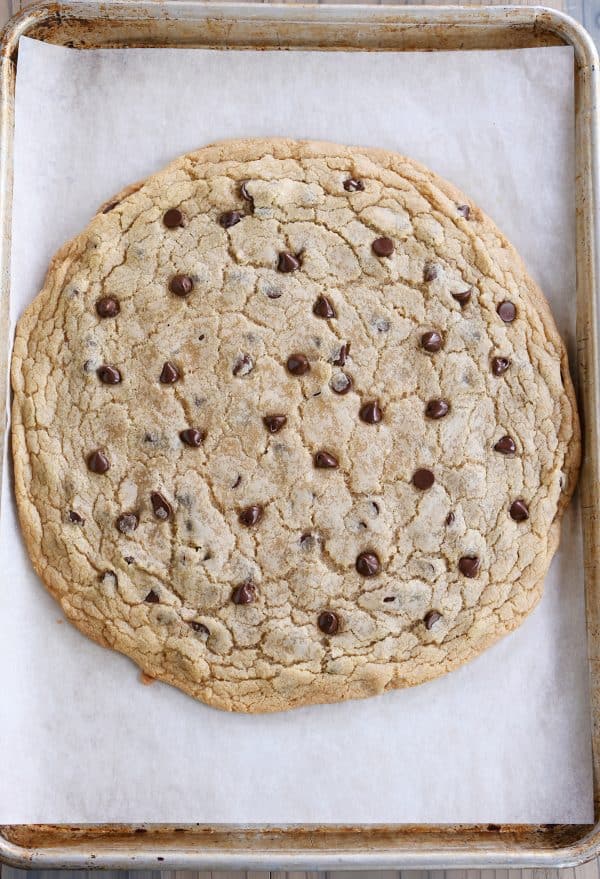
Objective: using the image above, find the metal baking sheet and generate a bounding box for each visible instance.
[0,1,599,870]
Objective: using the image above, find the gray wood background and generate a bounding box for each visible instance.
[0,0,594,875]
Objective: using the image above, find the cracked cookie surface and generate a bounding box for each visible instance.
[11,138,580,713]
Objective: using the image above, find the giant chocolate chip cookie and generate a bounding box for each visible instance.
[11,138,580,712]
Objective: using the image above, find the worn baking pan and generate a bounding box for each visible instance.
[0,0,599,870]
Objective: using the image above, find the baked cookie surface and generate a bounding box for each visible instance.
[11,138,579,712]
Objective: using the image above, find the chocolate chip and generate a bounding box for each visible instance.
[424,610,442,630]
[457,204,471,219]
[68,510,84,524]
[370,501,380,516]
[359,400,382,424]
[159,361,180,383]
[124,556,134,565]
[189,621,209,635]
[232,582,257,605]
[423,263,439,282]
[263,414,287,433]
[219,210,243,229]
[383,596,395,603]
[286,353,310,376]
[497,300,517,322]
[300,532,319,549]
[239,504,263,527]
[95,297,120,318]
[356,551,380,577]
[452,287,472,307]
[169,275,193,297]
[510,499,529,521]
[413,469,435,490]
[314,450,339,469]
[494,435,516,455]
[318,611,339,635]
[458,556,480,578]
[151,491,172,521]
[240,181,253,204]
[97,364,122,384]
[374,318,390,334]
[233,354,254,377]
[163,208,184,228]
[116,513,139,534]
[313,296,336,319]
[87,449,110,473]
[330,372,353,395]
[232,475,242,489]
[144,590,160,603]
[421,331,442,353]
[425,399,449,419]
[278,252,300,273]
[372,237,394,257]
[492,356,510,376]
[179,428,205,447]
[332,342,350,366]
[445,511,455,526]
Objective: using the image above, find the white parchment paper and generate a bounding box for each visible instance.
[0,35,593,823]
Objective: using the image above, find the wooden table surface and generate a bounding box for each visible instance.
[2,0,593,877]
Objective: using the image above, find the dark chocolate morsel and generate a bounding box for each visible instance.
[163,208,184,228]
[87,449,110,473]
[452,287,472,307]
[421,331,442,353]
[286,353,310,376]
[159,361,180,383]
[116,513,139,534]
[330,372,353,395]
[313,296,336,319]
[68,510,84,524]
[359,400,383,424]
[318,610,339,634]
[277,252,301,273]
[233,354,254,377]
[494,435,516,455]
[458,556,480,578]
[95,297,120,318]
[425,399,449,419]
[263,414,287,433]
[492,356,510,376]
[219,210,244,229]
[423,263,439,282]
[314,450,339,469]
[356,551,380,577]
[145,590,160,603]
[179,428,205,447]
[497,300,517,322]
[150,491,172,521]
[239,505,263,527]
[97,364,122,384]
[510,499,529,521]
[232,582,257,605]
[372,237,394,257]
[412,469,435,490]
[343,178,364,192]
[169,274,194,297]
[424,610,442,630]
